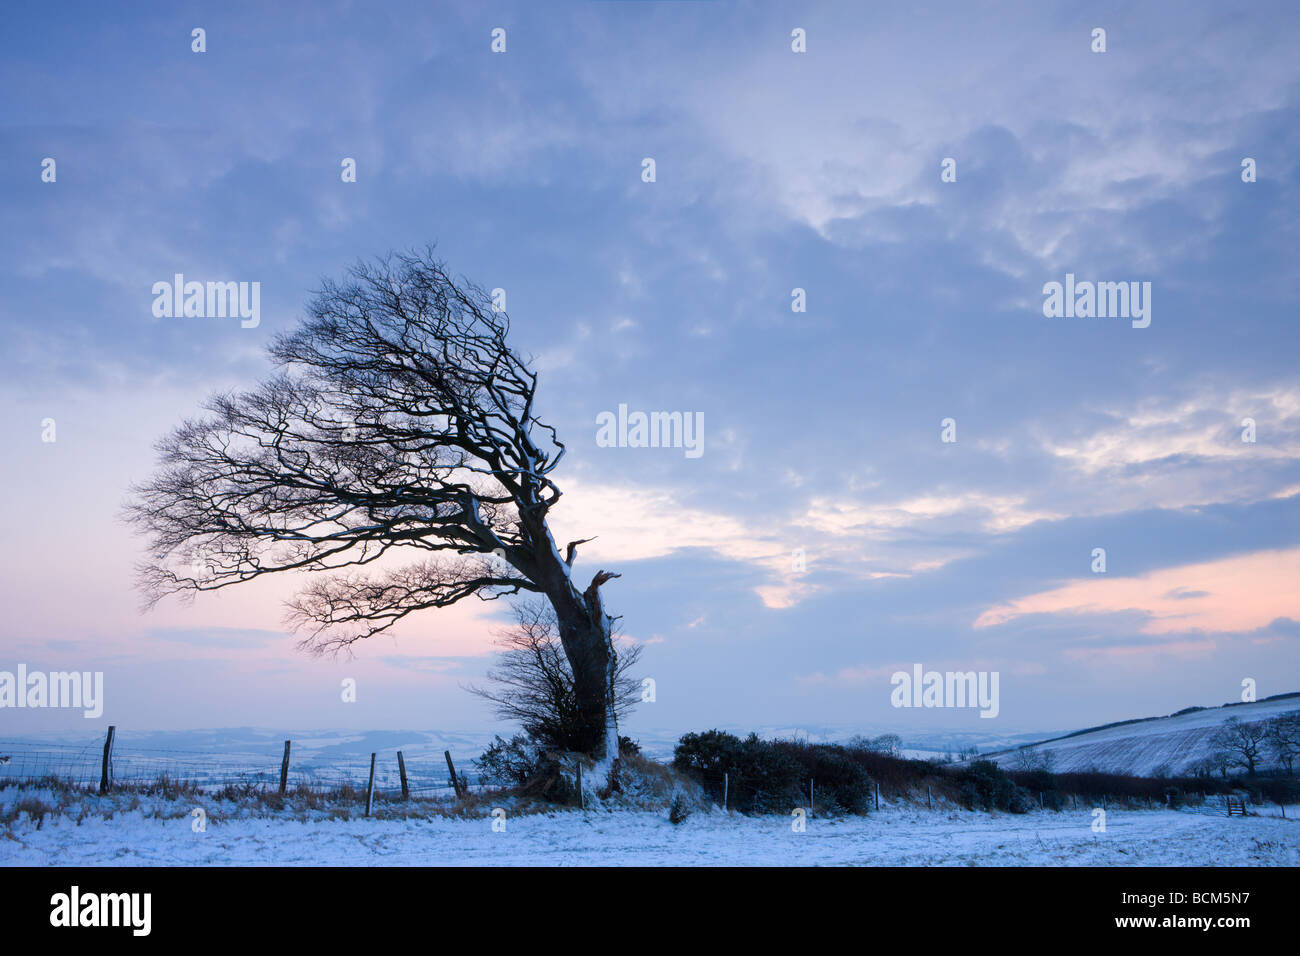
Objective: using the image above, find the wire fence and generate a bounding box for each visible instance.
[0,737,477,800]
[1,737,1280,817]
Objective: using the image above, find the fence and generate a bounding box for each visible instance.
[0,729,477,811]
[1177,794,1253,817]
[2,734,1273,819]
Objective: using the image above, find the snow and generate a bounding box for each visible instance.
[979,697,1300,776]
[4,799,1296,866]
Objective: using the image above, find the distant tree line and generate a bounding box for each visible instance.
[1193,714,1300,778]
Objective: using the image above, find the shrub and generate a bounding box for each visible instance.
[1008,768,1065,810]
[674,730,800,813]
[673,731,873,815]
[957,760,1032,812]
[474,733,582,805]
[668,792,691,824]
[475,734,546,788]
[773,740,874,814]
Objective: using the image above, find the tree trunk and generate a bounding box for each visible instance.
[526,522,621,788]
[552,601,619,762]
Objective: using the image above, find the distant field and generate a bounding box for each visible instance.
[979,697,1300,776]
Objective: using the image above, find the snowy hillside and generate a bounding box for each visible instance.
[980,696,1300,776]
[0,723,1055,785]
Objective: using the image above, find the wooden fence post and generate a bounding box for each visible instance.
[99,725,115,794]
[577,761,584,809]
[723,772,728,811]
[365,752,377,817]
[927,785,932,810]
[445,750,466,799]
[279,740,291,795]
[397,751,409,800]
[810,779,815,817]
[875,780,880,812]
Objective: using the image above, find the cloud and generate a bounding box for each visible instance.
[1265,617,1300,638]
[376,655,467,674]
[796,492,1059,537]
[549,478,1040,609]
[1040,387,1300,477]
[975,548,1300,636]
[147,627,287,649]
[599,2,1300,274]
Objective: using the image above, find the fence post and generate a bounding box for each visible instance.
[99,725,115,795]
[365,752,377,817]
[577,761,584,810]
[723,772,728,811]
[875,780,880,812]
[810,779,814,817]
[444,750,466,800]
[279,740,291,795]
[397,751,409,800]
[927,785,932,810]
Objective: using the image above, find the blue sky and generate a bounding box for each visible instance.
[2,1,1298,742]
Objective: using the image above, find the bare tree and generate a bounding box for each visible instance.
[469,601,643,752]
[1204,750,1234,779]
[1267,713,1300,774]
[848,733,902,757]
[1210,717,1268,776]
[1011,747,1054,773]
[126,249,627,783]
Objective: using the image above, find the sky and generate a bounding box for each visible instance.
[1,0,1298,744]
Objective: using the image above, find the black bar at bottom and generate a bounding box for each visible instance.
[0,865,1287,942]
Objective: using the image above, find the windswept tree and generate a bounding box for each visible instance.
[127,249,626,785]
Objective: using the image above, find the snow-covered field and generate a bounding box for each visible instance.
[980,697,1300,776]
[4,803,1296,866]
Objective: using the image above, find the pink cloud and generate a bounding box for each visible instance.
[975,548,1300,636]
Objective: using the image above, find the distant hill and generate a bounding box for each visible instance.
[977,694,1300,776]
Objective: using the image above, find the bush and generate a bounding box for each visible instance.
[673,727,1262,815]
[475,733,579,804]
[957,760,1033,812]
[673,730,873,815]
[668,792,691,824]
[1253,776,1300,806]
[476,734,546,788]
[1008,768,1065,810]
[773,740,874,814]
